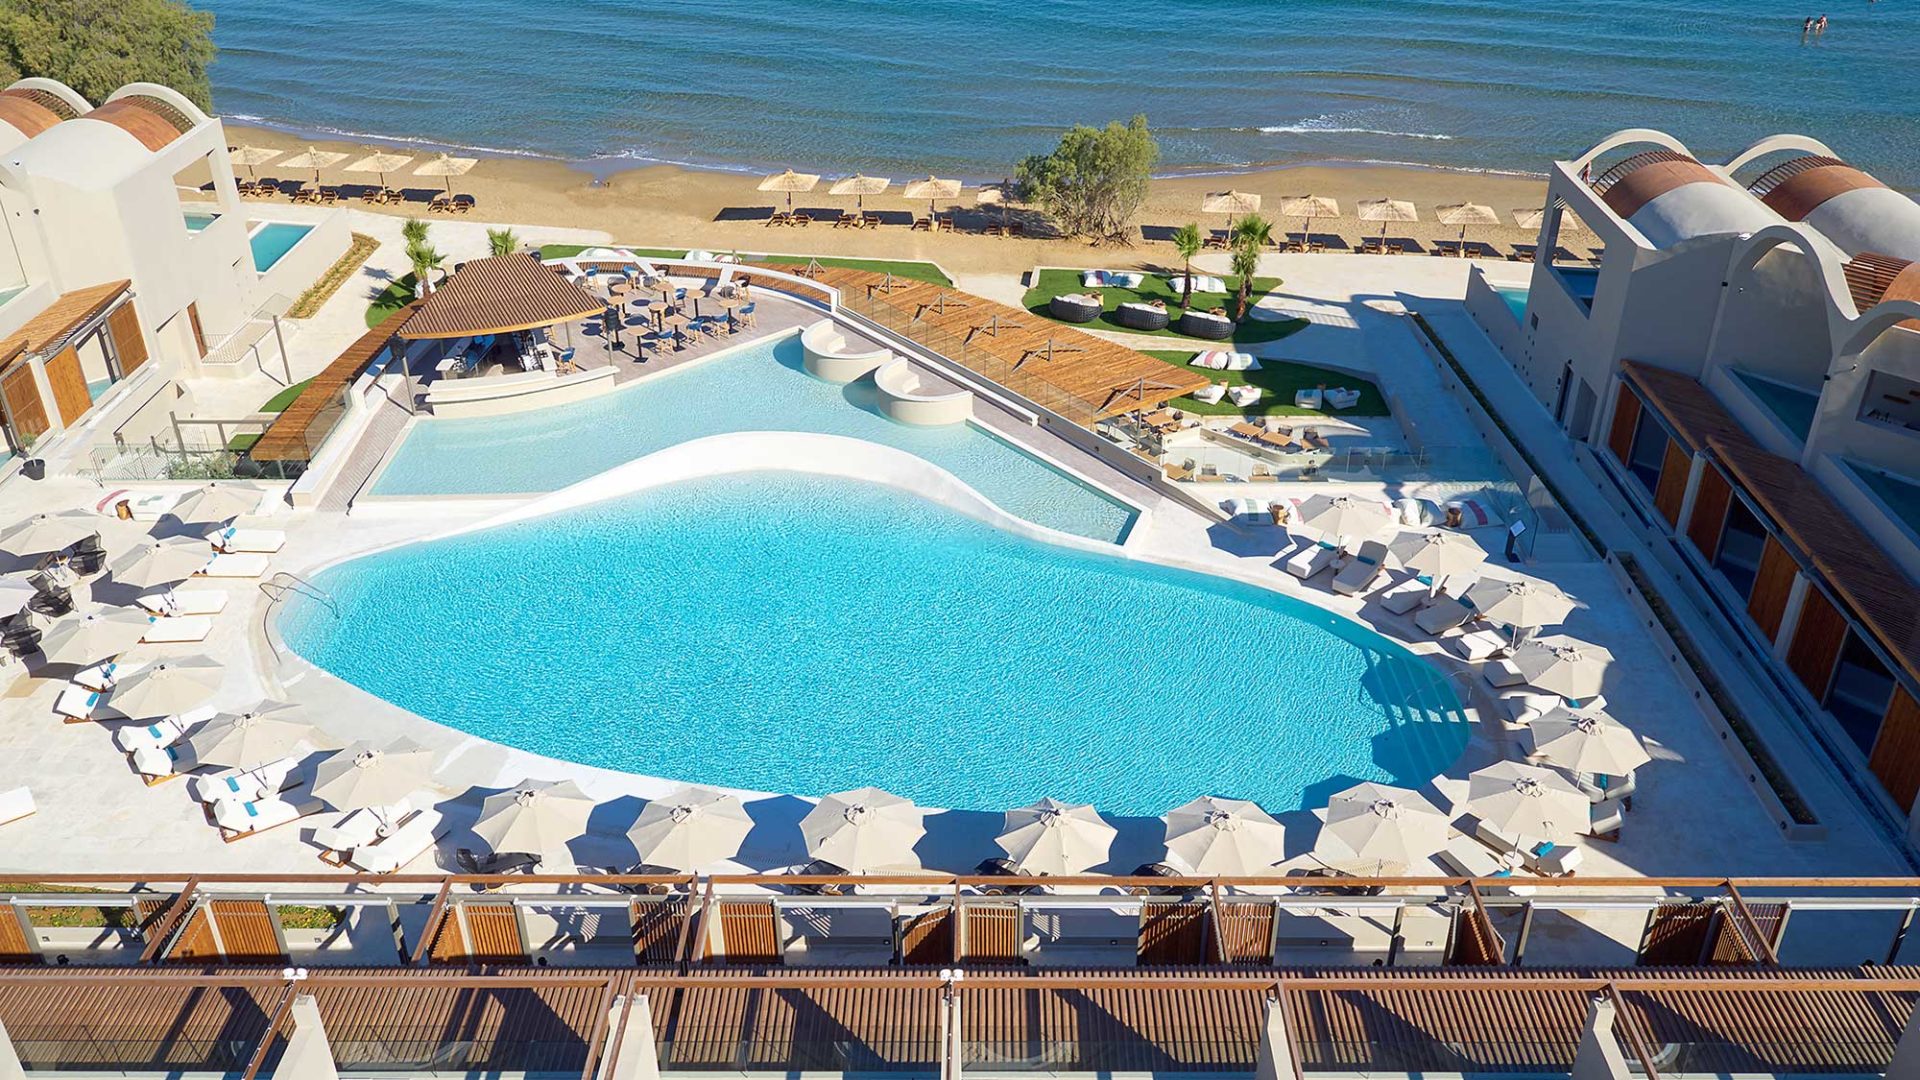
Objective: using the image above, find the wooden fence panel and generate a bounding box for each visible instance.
[900,908,952,965]
[1445,905,1505,966]
[631,897,690,965]
[1639,902,1717,966]
[460,903,524,962]
[163,907,217,962]
[711,901,780,964]
[209,900,283,962]
[1138,903,1207,966]
[0,908,36,963]
[962,904,1023,965]
[42,345,90,425]
[1216,902,1275,964]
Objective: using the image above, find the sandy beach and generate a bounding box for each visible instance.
[228,124,1550,276]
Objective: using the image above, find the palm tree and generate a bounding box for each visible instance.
[486,228,520,257]
[406,240,445,296]
[1171,223,1203,310]
[1229,214,1273,321]
[401,217,429,247]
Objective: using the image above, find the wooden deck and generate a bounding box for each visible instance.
[791,265,1209,423]
[0,965,1912,1077]
[251,303,414,462]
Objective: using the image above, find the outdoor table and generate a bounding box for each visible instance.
[608,280,632,298]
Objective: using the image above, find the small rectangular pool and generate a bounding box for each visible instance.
[184,211,217,232]
[249,221,314,271]
[1494,284,1528,323]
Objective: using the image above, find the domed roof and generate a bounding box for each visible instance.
[1751,155,1920,262]
[1592,149,1777,247]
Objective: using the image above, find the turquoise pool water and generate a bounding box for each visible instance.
[250,221,312,271]
[184,212,217,232]
[1494,284,1528,323]
[1732,369,1819,442]
[373,334,1137,543]
[282,472,1468,815]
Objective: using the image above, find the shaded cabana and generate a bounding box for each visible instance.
[395,253,611,380]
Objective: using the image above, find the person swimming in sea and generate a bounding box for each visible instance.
[1815,13,1828,33]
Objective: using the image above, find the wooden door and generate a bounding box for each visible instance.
[1215,902,1275,964]
[164,906,218,962]
[1686,465,1733,560]
[0,907,36,963]
[1137,903,1207,965]
[1445,905,1505,966]
[899,908,953,965]
[1869,686,1920,812]
[1746,535,1798,639]
[1606,384,1642,464]
[0,363,48,443]
[1638,902,1716,965]
[1786,588,1848,700]
[1652,441,1691,524]
[42,345,90,425]
[710,901,779,963]
[962,904,1023,965]
[209,900,283,961]
[186,302,207,357]
[631,896,690,965]
[107,303,148,374]
[458,903,524,962]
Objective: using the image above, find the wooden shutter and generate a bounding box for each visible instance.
[962,904,1023,965]
[899,908,952,965]
[1686,465,1733,560]
[1869,686,1920,812]
[427,905,467,963]
[1638,902,1717,965]
[42,346,90,424]
[0,907,36,963]
[1786,588,1848,700]
[1746,535,1798,639]
[186,302,207,356]
[0,364,48,442]
[1652,441,1691,524]
[107,302,148,374]
[164,906,218,962]
[1606,384,1642,464]
[631,897,690,965]
[209,900,283,961]
[710,901,779,963]
[460,903,524,962]
[1215,902,1275,964]
[1445,905,1505,966]
[1137,903,1207,965]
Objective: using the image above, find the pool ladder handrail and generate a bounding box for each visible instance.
[259,570,339,619]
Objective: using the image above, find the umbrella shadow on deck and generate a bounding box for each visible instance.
[739,794,815,870]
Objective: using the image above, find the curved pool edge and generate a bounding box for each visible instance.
[262,430,1492,825]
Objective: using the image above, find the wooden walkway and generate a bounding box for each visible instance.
[252,303,415,462]
[790,265,1209,423]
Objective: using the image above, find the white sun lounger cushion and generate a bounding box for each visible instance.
[1081,270,1142,288]
[139,590,229,618]
[199,553,270,578]
[213,793,323,836]
[1414,597,1473,635]
[1192,382,1227,404]
[0,787,33,827]
[210,528,285,554]
[54,684,103,721]
[1498,691,1559,728]
[1589,801,1624,838]
[190,755,299,804]
[1483,658,1527,688]
[74,657,148,693]
[1165,274,1225,294]
[1378,580,1429,615]
[112,706,216,752]
[142,615,213,644]
[1325,387,1363,410]
[1332,541,1389,596]
[1284,541,1338,580]
[1227,384,1262,407]
[1293,388,1323,409]
[348,808,447,874]
[1451,629,1509,662]
[1577,769,1636,804]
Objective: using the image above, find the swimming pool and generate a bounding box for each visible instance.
[250,221,313,271]
[184,211,217,232]
[1495,284,1528,323]
[372,333,1138,543]
[281,472,1469,816]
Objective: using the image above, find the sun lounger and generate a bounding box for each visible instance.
[1332,540,1389,596]
[1324,387,1362,410]
[190,755,301,804]
[209,527,284,554]
[1483,658,1527,688]
[1435,836,1535,894]
[198,553,269,578]
[130,741,201,783]
[1227,384,1263,408]
[1414,597,1473,635]
[98,488,181,521]
[55,684,104,723]
[137,589,228,618]
[1192,383,1227,405]
[213,792,324,841]
[0,787,33,828]
[141,616,213,645]
[348,808,447,874]
[1576,770,1637,805]
[1589,802,1624,840]
[1378,579,1429,615]
[1451,629,1510,662]
[74,657,147,693]
[1284,541,1339,579]
[113,706,216,752]
[1165,274,1226,294]
[1080,270,1143,288]
[1497,691,1559,728]
[1293,388,1323,409]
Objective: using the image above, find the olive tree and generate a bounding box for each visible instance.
[1014,115,1157,245]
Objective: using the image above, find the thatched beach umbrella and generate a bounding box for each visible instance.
[229,146,282,178]
[1276,195,1339,246]
[1314,782,1449,872]
[1466,762,1589,846]
[0,511,104,557]
[628,785,754,871]
[1162,796,1286,876]
[312,738,434,811]
[1297,494,1393,546]
[1436,203,1500,251]
[977,180,1016,230]
[996,798,1116,875]
[278,147,348,185]
[1511,635,1614,701]
[107,655,223,718]
[827,173,890,211]
[1527,706,1651,776]
[36,608,150,665]
[1357,197,1419,244]
[474,779,596,869]
[1512,207,1546,233]
[902,175,962,216]
[345,151,416,190]
[1202,189,1262,236]
[413,152,478,195]
[183,701,332,768]
[800,787,926,873]
[758,168,820,210]
[107,538,209,590]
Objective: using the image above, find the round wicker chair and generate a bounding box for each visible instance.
[1115,302,1170,331]
[1049,294,1103,323]
[1178,310,1235,340]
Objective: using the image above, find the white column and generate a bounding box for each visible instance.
[275,994,339,1080]
[1572,995,1631,1080]
[1675,454,1707,539]
[1252,997,1293,1080]
[1773,573,1812,660]
[598,994,660,1080]
[947,975,964,1080]
[1888,992,1920,1080]
[0,1015,25,1080]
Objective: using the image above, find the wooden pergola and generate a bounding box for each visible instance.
[395,252,606,341]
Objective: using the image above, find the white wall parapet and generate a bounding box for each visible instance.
[800,318,892,382]
[873,356,973,426]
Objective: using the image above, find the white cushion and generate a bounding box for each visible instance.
[0,787,33,826]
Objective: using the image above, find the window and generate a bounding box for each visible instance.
[1624,413,1669,496]
[1826,630,1896,755]
[1712,497,1768,598]
[171,150,222,233]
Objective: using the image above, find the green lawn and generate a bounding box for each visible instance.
[533,245,953,287]
[1143,349,1390,418]
[365,273,418,329]
[1022,269,1307,345]
[260,378,314,413]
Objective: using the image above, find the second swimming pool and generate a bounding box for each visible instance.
[371,333,1139,543]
